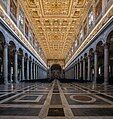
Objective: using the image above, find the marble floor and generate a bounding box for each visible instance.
[0,80,113,119]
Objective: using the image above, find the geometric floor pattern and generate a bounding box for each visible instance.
[0,80,113,119]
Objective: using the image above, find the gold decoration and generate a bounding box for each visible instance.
[19,0,92,60]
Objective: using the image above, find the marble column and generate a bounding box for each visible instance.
[83,59,86,80]
[35,63,36,80]
[34,63,36,80]
[35,64,37,79]
[94,51,98,83]
[77,62,79,79]
[36,64,37,79]
[75,64,77,79]
[19,70,21,81]
[80,60,82,79]
[3,43,8,84]
[36,64,38,79]
[14,50,18,83]
[10,70,12,83]
[22,55,25,81]
[32,62,34,80]
[27,58,29,80]
[37,65,39,79]
[88,55,91,81]
[31,61,33,80]
[104,43,109,85]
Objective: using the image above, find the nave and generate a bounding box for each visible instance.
[0,80,113,119]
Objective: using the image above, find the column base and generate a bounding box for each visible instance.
[15,80,19,83]
[4,78,8,84]
[4,81,9,85]
[103,81,108,86]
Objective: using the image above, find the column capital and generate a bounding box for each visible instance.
[14,49,18,54]
[77,61,80,64]
[22,53,25,58]
[80,58,83,62]
[21,56,24,60]
[103,43,109,49]
[83,57,86,61]
[27,58,30,61]
[14,49,18,83]
[30,59,32,62]
[87,54,91,58]
[94,50,98,55]
[104,42,109,84]
[3,43,8,84]
[32,60,35,63]
[80,60,82,63]
[4,43,9,48]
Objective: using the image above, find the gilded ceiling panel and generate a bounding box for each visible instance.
[41,0,71,16]
[19,0,91,60]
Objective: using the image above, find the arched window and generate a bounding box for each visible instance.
[71,47,74,53]
[25,18,29,37]
[88,6,94,28]
[79,29,84,41]
[19,7,24,31]
[74,40,77,48]
[2,0,8,8]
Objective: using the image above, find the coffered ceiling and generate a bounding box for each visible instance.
[19,0,91,60]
